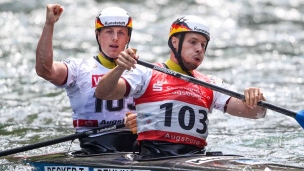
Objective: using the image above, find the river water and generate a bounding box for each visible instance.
[0,0,303,170]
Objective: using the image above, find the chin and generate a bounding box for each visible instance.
[106,53,118,58]
[185,65,198,70]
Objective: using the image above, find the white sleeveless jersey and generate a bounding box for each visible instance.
[122,64,231,148]
[58,58,135,136]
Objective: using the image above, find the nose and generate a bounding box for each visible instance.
[196,44,203,54]
[112,32,118,41]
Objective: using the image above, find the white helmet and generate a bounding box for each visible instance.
[169,15,210,41]
[95,7,132,35]
[95,7,133,57]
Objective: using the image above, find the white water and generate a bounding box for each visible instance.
[0,0,304,170]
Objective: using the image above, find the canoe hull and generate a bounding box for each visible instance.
[13,152,304,171]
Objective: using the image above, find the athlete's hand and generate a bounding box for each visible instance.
[45,4,64,25]
[124,112,137,134]
[115,48,138,71]
[243,87,266,108]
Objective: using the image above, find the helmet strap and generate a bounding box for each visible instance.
[168,33,194,77]
[126,28,132,49]
[204,40,209,51]
[95,30,102,52]
[177,33,184,55]
[95,30,116,62]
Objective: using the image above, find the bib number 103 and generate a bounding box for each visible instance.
[95,98,135,112]
[160,103,207,134]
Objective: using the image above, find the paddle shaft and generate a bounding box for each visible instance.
[0,123,125,157]
[137,60,297,118]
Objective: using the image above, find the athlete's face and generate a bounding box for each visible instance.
[172,32,207,70]
[97,26,130,58]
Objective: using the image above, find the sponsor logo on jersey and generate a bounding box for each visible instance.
[73,119,99,127]
[99,119,123,125]
[92,74,104,87]
[144,113,152,117]
[166,86,205,100]
[164,132,200,146]
[153,83,163,91]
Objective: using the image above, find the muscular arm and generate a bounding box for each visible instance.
[96,48,138,100]
[226,97,267,119]
[35,4,67,86]
[95,65,128,100]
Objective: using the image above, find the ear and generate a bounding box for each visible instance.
[171,36,179,49]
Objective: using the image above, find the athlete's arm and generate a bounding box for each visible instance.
[96,48,137,100]
[35,4,67,86]
[225,87,267,119]
[95,65,128,100]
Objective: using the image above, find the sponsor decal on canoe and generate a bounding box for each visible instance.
[44,166,89,171]
[93,169,151,171]
[234,159,276,165]
[186,156,241,164]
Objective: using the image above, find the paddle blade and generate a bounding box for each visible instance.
[295,110,304,129]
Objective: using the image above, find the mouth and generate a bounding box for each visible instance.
[194,56,201,62]
[109,45,119,49]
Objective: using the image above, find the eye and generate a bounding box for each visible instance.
[118,31,126,35]
[106,30,113,34]
[190,40,197,45]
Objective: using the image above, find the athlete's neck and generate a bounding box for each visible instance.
[97,53,116,69]
[165,59,193,75]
